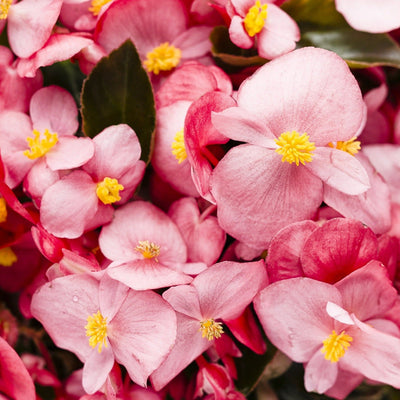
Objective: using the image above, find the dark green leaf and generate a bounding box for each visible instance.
[298,26,400,68]
[81,40,155,163]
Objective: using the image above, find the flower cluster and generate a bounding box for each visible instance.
[1,1,400,400]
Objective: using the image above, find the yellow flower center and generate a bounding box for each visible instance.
[143,42,181,75]
[0,198,7,223]
[23,129,58,160]
[275,131,315,166]
[171,129,187,164]
[244,0,268,37]
[88,0,112,16]
[328,137,361,156]
[0,247,17,267]
[0,0,11,19]
[321,330,353,363]
[200,318,224,341]
[135,240,160,260]
[85,311,108,353]
[96,177,124,205]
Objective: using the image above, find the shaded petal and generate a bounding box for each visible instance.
[254,278,342,362]
[174,26,212,60]
[306,147,370,195]
[229,15,253,49]
[163,284,203,320]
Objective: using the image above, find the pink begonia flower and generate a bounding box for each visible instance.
[100,201,197,290]
[0,0,63,58]
[335,0,400,33]
[254,262,400,398]
[211,47,370,249]
[168,197,226,266]
[0,337,36,400]
[0,85,93,189]
[150,260,267,390]
[94,0,212,78]
[21,354,61,388]
[40,124,145,239]
[0,46,43,113]
[227,0,300,59]
[153,63,233,196]
[31,274,177,394]
[16,31,94,78]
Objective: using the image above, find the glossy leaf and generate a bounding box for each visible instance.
[81,40,155,162]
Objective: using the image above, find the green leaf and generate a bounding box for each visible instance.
[81,40,155,163]
[298,26,400,68]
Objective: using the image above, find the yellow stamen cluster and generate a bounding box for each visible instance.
[243,0,268,37]
[321,330,353,363]
[85,311,108,353]
[200,318,224,341]
[0,198,7,223]
[135,240,160,259]
[96,177,124,205]
[88,0,112,16]
[328,137,361,156]
[0,0,11,20]
[144,42,181,75]
[171,129,187,164]
[24,129,58,160]
[275,131,316,166]
[0,247,17,267]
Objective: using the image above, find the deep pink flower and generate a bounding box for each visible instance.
[31,274,177,394]
[211,47,369,249]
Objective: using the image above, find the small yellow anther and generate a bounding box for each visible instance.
[244,0,268,37]
[321,330,353,363]
[0,198,7,223]
[85,310,108,353]
[275,131,315,166]
[135,240,160,260]
[96,177,124,205]
[88,0,112,16]
[0,247,17,267]
[171,129,187,164]
[328,137,361,156]
[200,318,224,341]
[23,129,58,160]
[0,0,11,19]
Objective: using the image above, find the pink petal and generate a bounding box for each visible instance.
[211,145,322,248]
[193,260,267,320]
[30,86,78,136]
[335,260,397,321]
[301,218,378,284]
[174,26,212,60]
[254,278,342,362]
[45,136,94,171]
[324,369,363,400]
[236,47,365,145]
[163,284,203,320]
[306,147,370,195]
[40,170,98,238]
[229,15,254,49]
[110,290,177,386]
[267,220,318,283]
[335,0,400,33]
[7,0,63,58]
[107,259,192,290]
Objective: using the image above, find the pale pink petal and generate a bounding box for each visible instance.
[7,0,63,58]
[193,260,267,320]
[304,350,338,394]
[98,275,129,321]
[267,220,318,283]
[107,259,192,290]
[40,170,98,238]
[16,33,93,78]
[324,369,363,400]
[211,145,322,248]
[82,345,114,394]
[257,4,299,59]
[335,261,397,321]
[229,15,254,49]
[230,0,257,16]
[163,284,203,320]
[254,278,342,362]
[45,137,94,171]
[30,86,78,135]
[110,290,177,386]
[301,218,378,283]
[305,147,370,195]
[150,313,212,391]
[323,152,391,234]
[335,0,400,33]
[236,47,364,145]
[211,106,277,147]
[95,0,187,54]
[174,26,212,60]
